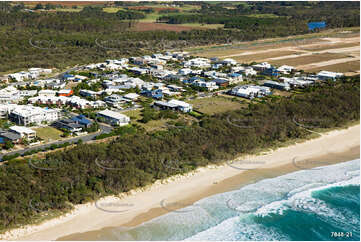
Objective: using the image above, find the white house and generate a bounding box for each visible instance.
[229,85,271,99]
[123,93,139,101]
[192,80,219,91]
[277,65,295,74]
[183,58,211,68]
[97,110,130,126]
[222,58,237,66]
[252,62,271,71]
[9,126,36,140]
[38,90,57,96]
[178,68,192,76]
[317,71,343,81]
[154,99,193,113]
[9,105,59,126]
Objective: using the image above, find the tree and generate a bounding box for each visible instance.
[34,3,43,10]
[4,140,14,150]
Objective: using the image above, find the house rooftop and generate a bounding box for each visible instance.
[9,126,36,134]
[98,110,128,120]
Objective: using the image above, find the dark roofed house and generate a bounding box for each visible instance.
[0,130,21,144]
[53,119,83,133]
[213,78,229,87]
[71,115,92,128]
[141,89,163,100]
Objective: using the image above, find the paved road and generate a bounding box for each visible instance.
[0,123,112,161]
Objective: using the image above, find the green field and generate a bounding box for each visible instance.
[189,96,242,115]
[34,127,63,142]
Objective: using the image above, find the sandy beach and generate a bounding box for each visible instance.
[2,124,359,241]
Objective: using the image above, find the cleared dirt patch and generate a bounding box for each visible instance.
[24,1,107,7]
[131,22,196,32]
[301,42,360,52]
[194,38,331,58]
[306,60,360,73]
[233,50,301,63]
[269,53,349,67]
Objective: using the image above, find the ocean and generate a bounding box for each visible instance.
[83,159,360,241]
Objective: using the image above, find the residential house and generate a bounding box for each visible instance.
[71,114,93,128]
[192,80,219,91]
[141,89,163,99]
[222,58,237,66]
[229,85,272,99]
[53,119,83,133]
[263,80,290,91]
[9,126,36,140]
[97,110,130,126]
[9,105,59,126]
[277,65,295,74]
[212,78,229,87]
[153,99,193,113]
[58,89,73,97]
[252,62,271,71]
[316,71,343,81]
[227,73,243,84]
[0,130,21,144]
[262,67,280,77]
[104,94,129,107]
[178,68,192,76]
[123,93,139,101]
[79,89,102,98]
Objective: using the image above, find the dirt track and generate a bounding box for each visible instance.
[220,35,360,73]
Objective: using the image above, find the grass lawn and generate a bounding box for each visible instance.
[102,7,124,13]
[122,109,168,131]
[247,13,280,18]
[122,108,197,132]
[34,127,63,142]
[189,96,242,115]
[122,109,142,121]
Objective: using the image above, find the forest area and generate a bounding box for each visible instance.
[0,1,359,73]
[0,76,359,232]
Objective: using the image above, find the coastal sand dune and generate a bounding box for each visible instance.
[2,124,360,241]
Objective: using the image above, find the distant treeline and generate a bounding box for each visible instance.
[158,2,359,29]
[0,77,359,231]
[0,5,143,33]
[0,1,359,73]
